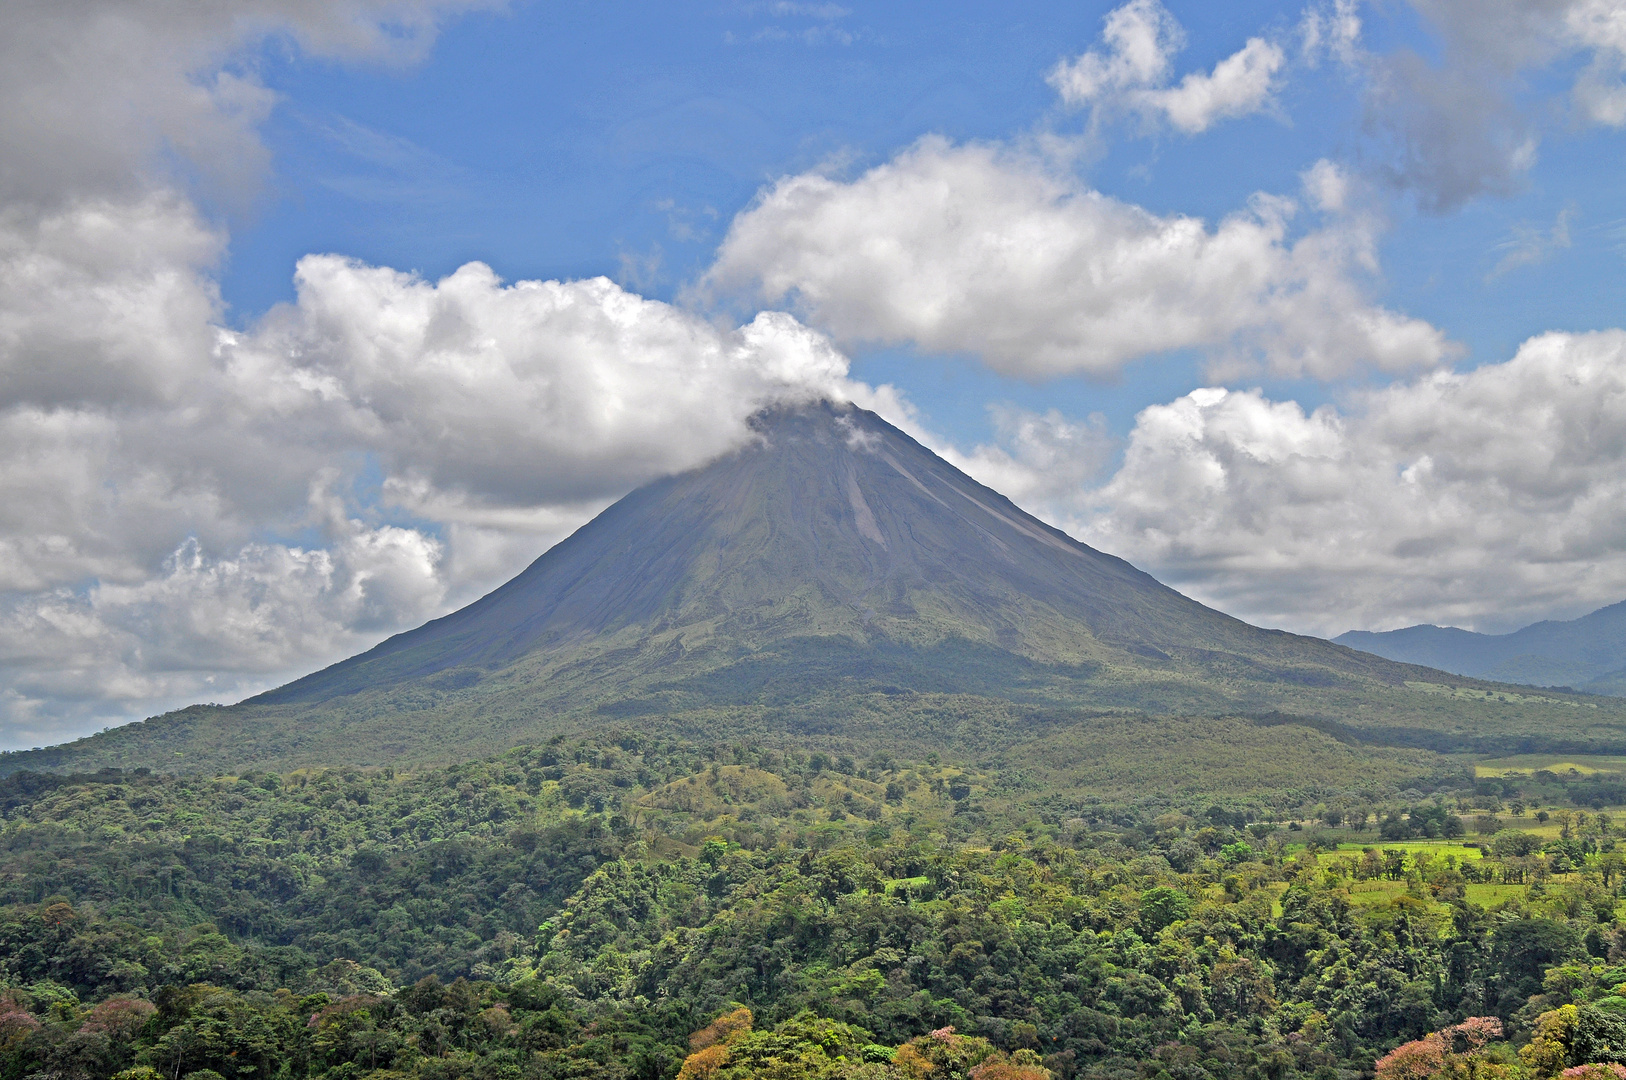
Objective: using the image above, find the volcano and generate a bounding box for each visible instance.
[251,400,1390,710]
[11,401,1625,774]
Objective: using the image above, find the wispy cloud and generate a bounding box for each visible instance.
[1298,0,1361,69]
[728,0,857,46]
[727,25,857,46]
[1488,204,1576,280]
[654,198,719,243]
[1602,218,1626,257]
[304,112,474,208]
[745,1,851,16]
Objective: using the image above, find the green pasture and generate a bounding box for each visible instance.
[1514,820,1567,839]
[1307,840,1484,864]
[1465,883,1531,906]
[1341,878,1556,912]
[1467,818,1567,839]
[1475,753,1626,777]
[1344,880,1417,907]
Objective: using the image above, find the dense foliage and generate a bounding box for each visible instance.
[6,740,1626,1080]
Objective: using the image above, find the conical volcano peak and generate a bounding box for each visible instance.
[744,397,890,452]
[731,398,1096,567]
[248,397,1380,715]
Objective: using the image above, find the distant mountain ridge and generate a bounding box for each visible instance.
[7,401,1626,776]
[1336,601,1626,695]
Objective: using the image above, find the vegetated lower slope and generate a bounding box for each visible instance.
[8,402,1626,777]
[0,732,1624,1080]
[1337,601,1626,695]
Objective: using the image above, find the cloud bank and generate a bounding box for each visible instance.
[956,330,1626,638]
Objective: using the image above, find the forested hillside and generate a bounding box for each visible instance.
[5,737,1626,1080]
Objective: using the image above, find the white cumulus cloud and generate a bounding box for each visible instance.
[939,405,1117,513]
[0,243,891,740]
[960,330,1626,638]
[1049,0,1286,134]
[0,517,447,751]
[1561,0,1626,125]
[704,139,1453,380]
[230,257,873,505]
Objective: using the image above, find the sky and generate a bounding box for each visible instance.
[3,0,1626,750]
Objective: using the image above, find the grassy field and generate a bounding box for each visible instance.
[1465,883,1532,906]
[1334,874,1572,913]
[1298,834,1617,915]
[1344,880,1414,906]
[1342,882,1542,909]
[1475,753,1626,776]
[1339,839,1483,860]
[1299,840,1485,864]
[1510,820,1567,839]
[1473,818,1570,839]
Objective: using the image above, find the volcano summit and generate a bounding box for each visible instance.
[11,402,1624,775]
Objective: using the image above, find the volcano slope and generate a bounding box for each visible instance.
[10,402,1626,777]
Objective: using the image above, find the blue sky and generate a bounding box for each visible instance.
[214,0,1626,437]
[3,0,1626,747]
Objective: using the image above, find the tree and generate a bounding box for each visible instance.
[1384,849,1409,880]
[1376,1017,1503,1080]
[1139,886,1193,934]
